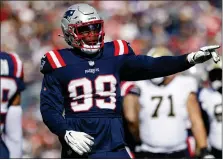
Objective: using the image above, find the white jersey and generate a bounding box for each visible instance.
[136,75,198,153]
[199,88,222,150]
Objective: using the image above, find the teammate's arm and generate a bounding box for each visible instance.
[4,93,22,158]
[187,92,213,158]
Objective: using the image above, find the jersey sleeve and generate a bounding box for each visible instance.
[185,77,198,94]
[113,40,135,56]
[40,54,54,74]
[119,53,194,81]
[128,85,141,96]
[120,81,141,97]
[40,50,66,74]
[8,53,25,92]
[198,88,209,111]
[15,74,25,93]
[40,72,72,137]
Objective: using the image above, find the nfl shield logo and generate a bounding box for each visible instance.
[88,61,95,67]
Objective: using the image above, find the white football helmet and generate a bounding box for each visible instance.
[61,3,105,54]
[147,47,173,86]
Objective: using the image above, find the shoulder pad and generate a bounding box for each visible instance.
[8,52,24,79]
[40,50,66,74]
[112,40,135,56]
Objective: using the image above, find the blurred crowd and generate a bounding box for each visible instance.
[1,0,222,158]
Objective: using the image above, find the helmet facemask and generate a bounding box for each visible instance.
[67,20,105,54]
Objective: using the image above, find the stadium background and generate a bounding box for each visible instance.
[1,0,222,158]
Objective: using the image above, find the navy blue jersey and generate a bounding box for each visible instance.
[40,40,193,153]
[0,51,25,134]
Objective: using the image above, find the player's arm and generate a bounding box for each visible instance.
[122,82,141,141]
[187,92,213,158]
[40,73,94,155]
[119,43,220,81]
[40,72,71,137]
[120,54,192,80]
[40,53,94,155]
[4,93,23,158]
[123,94,140,141]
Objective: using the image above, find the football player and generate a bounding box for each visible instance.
[123,47,214,159]
[0,51,25,158]
[39,3,220,158]
[121,81,141,158]
[198,61,222,159]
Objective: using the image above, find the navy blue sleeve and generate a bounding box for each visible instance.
[40,72,72,137]
[40,54,54,74]
[120,54,194,81]
[16,67,25,92]
[15,78,25,92]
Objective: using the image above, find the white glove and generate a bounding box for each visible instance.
[64,130,94,155]
[187,45,220,64]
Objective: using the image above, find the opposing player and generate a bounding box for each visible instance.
[39,3,220,158]
[198,61,222,159]
[120,81,141,158]
[123,47,214,158]
[0,51,25,158]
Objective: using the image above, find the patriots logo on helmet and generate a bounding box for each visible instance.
[63,10,76,22]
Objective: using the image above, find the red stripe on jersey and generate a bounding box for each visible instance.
[21,66,24,79]
[9,54,18,77]
[46,52,57,69]
[113,40,120,56]
[187,137,195,158]
[125,84,135,96]
[125,146,135,159]
[122,40,129,54]
[53,50,66,67]
[130,151,135,159]
[120,81,125,88]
